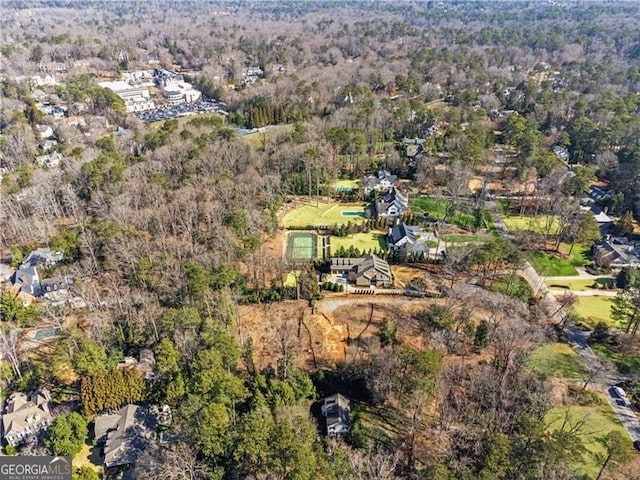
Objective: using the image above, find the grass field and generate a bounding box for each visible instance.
[531,252,579,276]
[283,202,367,227]
[527,343,586,379]
[547,278,616,291]
[545,403,629,478]
[410,197,479,228]
[286,232,318,260]
[410,197,450,218]
[592,344,640,375]
[330,232,386,255]
[571,296,620,329]
[441,234,486,243]
[242,125,294,149]
[333,179,361,191]
[503,215,561,235]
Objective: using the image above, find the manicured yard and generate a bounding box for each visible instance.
[283,202,367,227]
[547,278,616,291]
[571,296,620,329]
[526,343,586,379]
[410,196,450,218]
[503,215,560,235]
[530,252,578,276]
[330,232,386,255]
[410,197,480,229]
[545,403,629,479]
[592,344,640,375]
[333,179,361,191]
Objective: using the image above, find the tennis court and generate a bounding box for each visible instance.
[286,232,318,260]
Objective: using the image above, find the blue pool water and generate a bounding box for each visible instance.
[341,211,364,217]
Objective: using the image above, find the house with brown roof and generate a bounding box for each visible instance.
[330,254,393,287]
[1,388,53,447]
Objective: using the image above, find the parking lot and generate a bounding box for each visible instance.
[135,98,228,123]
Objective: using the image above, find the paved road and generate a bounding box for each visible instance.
[488,206,640,442]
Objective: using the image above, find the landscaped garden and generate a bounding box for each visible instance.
[571,296,620,329]
[526,343,586,379]
[283,201,367,228]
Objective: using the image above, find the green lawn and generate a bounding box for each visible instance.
[547,278,616,291]
[531,252,578,276]
[571,296,621,329]
[545,403,630,478]
[330,232,386,256]
[410,197,450,218]
[283,202,367,227]
[503,215,561,235]
[409,197,481,229]
[333,179,361,191]
[441,234,486,243]
[526,343,586,379]
[592,344,640,375]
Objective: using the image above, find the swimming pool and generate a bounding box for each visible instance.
[341,211,364,217]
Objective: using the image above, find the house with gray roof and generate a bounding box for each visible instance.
[330,254,393,287]
[321,393,351,438]
[594,237,640,269]
[367,187,409,218]
[387,222,436,256]
[95,404,152,469]
[362,170,399,195]
[1,388,53,447]
[11,248,72,299]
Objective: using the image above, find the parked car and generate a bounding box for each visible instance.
[633,440,640,452]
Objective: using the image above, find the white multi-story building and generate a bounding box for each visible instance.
[98,81,155,113]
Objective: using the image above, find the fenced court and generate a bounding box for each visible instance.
[286,232,318,260]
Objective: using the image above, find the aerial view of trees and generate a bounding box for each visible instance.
[0,0,640,478]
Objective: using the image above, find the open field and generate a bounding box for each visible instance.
[242,125,294,149]
[283,202,367,227]
[547,278,616,291]
[503,215,561,235]
[333,179,360,192]
[545,403,629,478]
[526,343,586,379]
[572,296,620,329]
[330,232,386,255]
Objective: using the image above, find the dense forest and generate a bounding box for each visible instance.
[1,1,640,479]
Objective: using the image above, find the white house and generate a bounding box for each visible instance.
[362,170,399,195]
[322,393,351,438]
